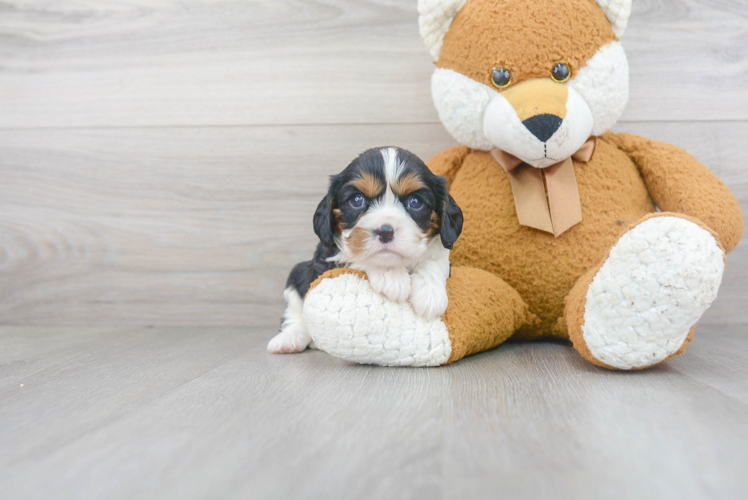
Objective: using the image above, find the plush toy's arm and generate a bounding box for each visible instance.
[603,131,744,253]
[427,146,471,187]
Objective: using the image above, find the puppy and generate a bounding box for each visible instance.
[267,147,463,354]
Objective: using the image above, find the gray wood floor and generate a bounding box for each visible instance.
[1,0,746,326]
[1,325,747,500]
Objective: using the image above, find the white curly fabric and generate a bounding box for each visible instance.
[583,217,724,370]
[595,0,631,37]
[431,68,496,151]
[303,273,452,366]
[418,0,466,60]
[570,41,629,137]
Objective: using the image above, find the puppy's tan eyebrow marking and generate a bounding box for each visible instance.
[392,171,426,197]
[350,173,384,199]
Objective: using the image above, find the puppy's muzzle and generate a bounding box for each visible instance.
[375,224,395,244]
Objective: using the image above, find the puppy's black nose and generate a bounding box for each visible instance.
[522,114,563,142]
[375,224,395,243]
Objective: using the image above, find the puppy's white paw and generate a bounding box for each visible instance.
[409,274,449,320]
[368,267,411,303]
[267,329,311,354]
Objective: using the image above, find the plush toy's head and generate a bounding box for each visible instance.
[419,0,631,168]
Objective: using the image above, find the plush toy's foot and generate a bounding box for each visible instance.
[566,214,725,370]
[303,267,533,366]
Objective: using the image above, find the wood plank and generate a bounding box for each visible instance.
[442,327,748,499]
[0,325,747,499]
[0,326,255,468]
[0,121,744,326]
[0,0,746,128]
[0,123,457,325]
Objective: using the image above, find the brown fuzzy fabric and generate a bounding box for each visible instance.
[437,0,617,88]
[438,136,656,338]
[564,212,722,369]
[428,130,743,348]
[428,146,471,186]
[603,132,744,253]
[442,267,536,364]
[308,268,368,293]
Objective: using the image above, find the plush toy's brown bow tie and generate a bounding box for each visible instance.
[489,137,596,237]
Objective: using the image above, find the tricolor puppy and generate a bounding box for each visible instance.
[267,147,464,354]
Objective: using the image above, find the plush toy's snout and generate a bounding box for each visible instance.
[501,79,568,142]
[483,80,593,169]
[502,79,568,124]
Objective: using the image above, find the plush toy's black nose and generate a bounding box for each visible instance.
[375,224,395,243]
[522,114,563,142]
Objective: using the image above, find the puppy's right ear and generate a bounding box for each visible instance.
[435,176,463,250]
[313,178,337,247]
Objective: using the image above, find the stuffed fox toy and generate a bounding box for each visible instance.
[301,0,744,369]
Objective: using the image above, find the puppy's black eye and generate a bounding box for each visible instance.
[350,194,365,208]
[551,63,571,83]
[407,196,423,210]
[491,67,512,90]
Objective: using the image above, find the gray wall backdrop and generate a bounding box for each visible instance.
[0,0,746,326]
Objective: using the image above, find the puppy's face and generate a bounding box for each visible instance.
[314,147,463,268]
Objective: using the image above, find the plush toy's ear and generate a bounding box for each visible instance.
[313,179,338,247]
[595,0,632,37]
[418,0,467,61]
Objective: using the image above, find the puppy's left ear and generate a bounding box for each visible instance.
[436,176,463,250]
[313,177,339,247]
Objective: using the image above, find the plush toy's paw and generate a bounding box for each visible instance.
[579,215,724,370]
[409,273,449,321]
[367,267,411,303]
[303,272,451,366]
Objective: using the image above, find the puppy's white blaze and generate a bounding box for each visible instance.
[380,146,404,208]
[381,147,402,186]
[267,287,312,353]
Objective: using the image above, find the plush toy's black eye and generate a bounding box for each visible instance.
[350,194,365,208]
[551,63,571,83]
[491,67,513,90]
[407,196,423,210]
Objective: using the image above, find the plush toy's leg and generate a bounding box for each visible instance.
[303,267,533,366]
[564,213,725,370]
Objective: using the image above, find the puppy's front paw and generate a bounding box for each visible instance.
[409,274,448,320]
[267,329,311,354]
[368,267,411,303]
